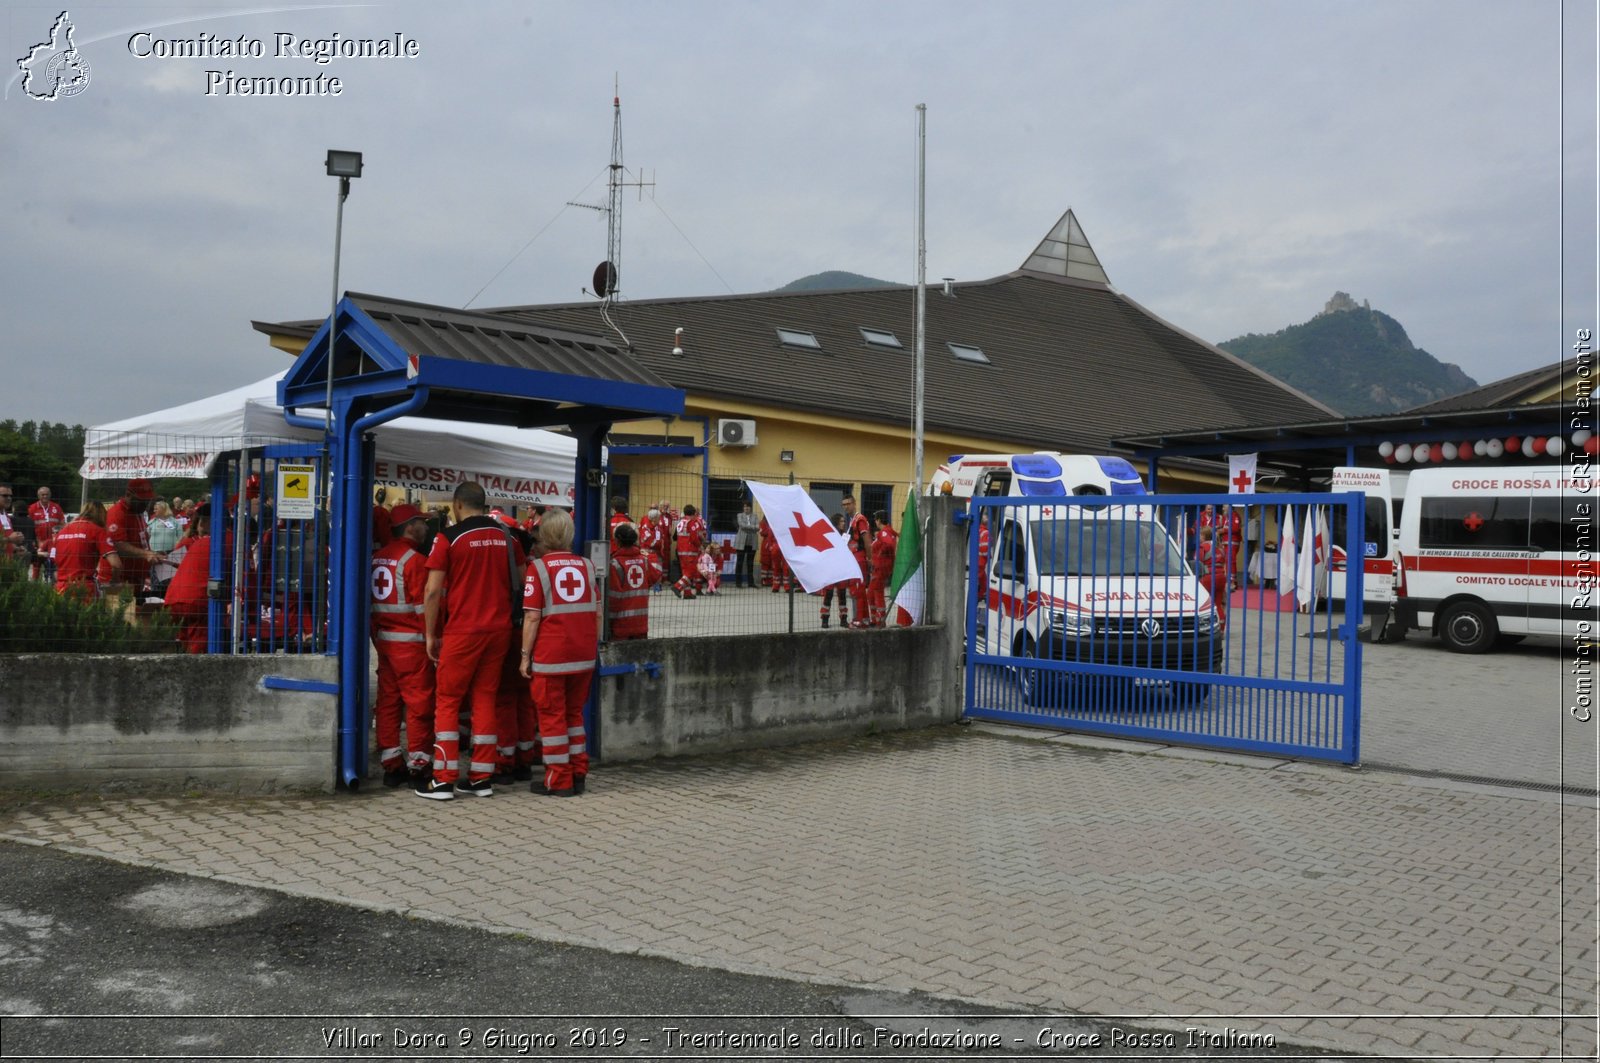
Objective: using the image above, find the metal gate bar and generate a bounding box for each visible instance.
[963,492,1363,764]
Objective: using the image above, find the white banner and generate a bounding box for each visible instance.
[743,480,863,594]
[1227,453,1259,494]
[79,451,216,478]
[372,460,574,506]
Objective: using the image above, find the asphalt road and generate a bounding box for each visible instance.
[0,842,1338,1061]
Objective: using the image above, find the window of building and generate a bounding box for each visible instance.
[706,478,746,535]
[859,327,902,349]
[809,481,852,524]
[861,483,894,522]
[607,473,632,517]
[776,327,822,350]
[949,342,990,364]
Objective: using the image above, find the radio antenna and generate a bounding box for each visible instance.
[568,76,654,349]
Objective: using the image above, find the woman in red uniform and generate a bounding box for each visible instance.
[518,509,599,797]
[164,504,214,654]
[53,502,119,600]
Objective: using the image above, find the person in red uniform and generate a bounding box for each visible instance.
[607,495,632,547]
[607,522,661,639]
[637,507,663,592]
[370,504,435,789]
[491,521,538,784]
[841,493,872,627]
[420,481,525,801]
[867,509,898,626]
[519,508,600,797]
[671,504,706,598]
[1196,526,1229,626]
[100,479,161,593]
[164,504,213,654]
[28,486,64,581]
[0,485,24,560]
[53,502,119,600]
[819,513,849,627]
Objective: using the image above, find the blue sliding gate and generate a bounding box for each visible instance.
[963,492,1364,764]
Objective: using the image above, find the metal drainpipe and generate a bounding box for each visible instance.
[336,386,430,789]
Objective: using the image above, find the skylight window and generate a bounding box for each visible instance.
[860,327,903,349]
[949,342,990,365]
[776,327,821,349]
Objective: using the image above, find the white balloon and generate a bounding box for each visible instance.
[1414,443,1431,463]
[1441,442,1458,460]
[1547,436,1565,457]
[1474,440,1487,456]
[1486,438,1504,458]
[1395,443,1413,463]
[1573,430,1593,446]
[1378,441,1395,458]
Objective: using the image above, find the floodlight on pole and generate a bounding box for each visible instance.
[324,150,362,432]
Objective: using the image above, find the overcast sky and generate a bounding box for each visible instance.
[3,0,1595,427]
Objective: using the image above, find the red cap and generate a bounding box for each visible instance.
[388,503,425,530]
[128,478,155,500]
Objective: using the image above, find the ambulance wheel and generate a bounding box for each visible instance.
[1439,600,1497,654]
[1015,635,1058,708]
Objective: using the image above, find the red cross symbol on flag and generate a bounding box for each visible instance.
[1231,468,1253,493]
[789,512,836,551]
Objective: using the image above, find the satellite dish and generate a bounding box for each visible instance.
[592,261,618,297]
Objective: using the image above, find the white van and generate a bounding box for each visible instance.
[929,452,1147,499]
[1391,465,1593,652]
[982,501,1224,704]
[1328,466,1408,613]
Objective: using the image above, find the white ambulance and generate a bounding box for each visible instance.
[980,500,1225,705]
[1390,465,1594,652]
[1327,466,1409,613]
[928,452,1148,499]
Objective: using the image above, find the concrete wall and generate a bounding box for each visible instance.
[0,655,337,793]
[597,496,969,761]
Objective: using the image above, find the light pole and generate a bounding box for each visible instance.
[324,149,363,431]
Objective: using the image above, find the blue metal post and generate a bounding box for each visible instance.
[1341,490,1364,765]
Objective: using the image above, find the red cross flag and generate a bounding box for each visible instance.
[744,480,863,594]
[1227,453,1258,495]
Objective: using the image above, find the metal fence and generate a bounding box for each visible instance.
[963,493,1363,764]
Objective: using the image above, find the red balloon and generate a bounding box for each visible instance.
[1505,436,1521,454]
[1527,436,1546,456]
[1458,441,1474,461]
[1587,437,1600,456]
[1382,452,1396,464]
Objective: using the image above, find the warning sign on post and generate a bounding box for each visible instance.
[276,464,317,521]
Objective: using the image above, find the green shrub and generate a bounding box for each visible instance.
[0,558,180,654]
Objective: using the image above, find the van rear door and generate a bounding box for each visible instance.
[1330,467,1396,612]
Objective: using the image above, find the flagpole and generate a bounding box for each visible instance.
[913,103,927,497]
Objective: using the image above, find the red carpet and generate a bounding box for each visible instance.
[1230,584,1300,612]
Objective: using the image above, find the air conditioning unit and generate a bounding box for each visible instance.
[716,418,758,447]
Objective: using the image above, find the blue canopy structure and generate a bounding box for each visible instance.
[279,293,684,788]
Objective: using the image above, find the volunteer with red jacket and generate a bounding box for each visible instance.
[100,478,162,592]
[867,509,898,626]
[841,493,872,626]
[671,504,706,598]
[29,486,64,580]
[420,481,525,801]
[164,504,213,654]
[607,522,661,640]
[519,508,600,797]
[54,501,119,599]
[370,504,435,789]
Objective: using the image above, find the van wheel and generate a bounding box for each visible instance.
[1439,601,1497,654]
[1015,635,1058,708]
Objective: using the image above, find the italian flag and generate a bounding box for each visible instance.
[887,493,925,626]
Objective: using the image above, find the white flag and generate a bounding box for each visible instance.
[1277,505,1298,604]
[1227,453,1259,495]
[1296,505,1330,612]
[744,481,863,594]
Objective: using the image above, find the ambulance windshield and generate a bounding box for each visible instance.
[1030,517,1188,578]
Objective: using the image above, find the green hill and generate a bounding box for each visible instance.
[1219,293,1478,415]
[777,271,899,293]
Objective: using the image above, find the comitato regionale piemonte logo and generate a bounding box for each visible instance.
[17,11,92,101]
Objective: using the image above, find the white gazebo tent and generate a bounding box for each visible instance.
[82,373,579,506]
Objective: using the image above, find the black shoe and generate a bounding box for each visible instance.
[415,779,455,801]
[512,765,534,782]
[572,775,586,795]
[457,778,494,798]
[490,770,514,786]
[381,768,409,788]
[529,779,576,797]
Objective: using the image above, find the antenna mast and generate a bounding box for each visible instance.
[571,77,653,349]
